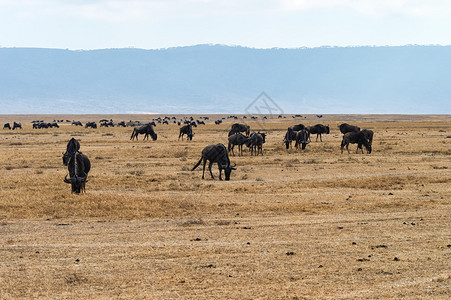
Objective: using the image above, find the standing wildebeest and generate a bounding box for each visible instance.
[228,133,251,156]
[228,123,250,136]
[179,124,194,141]
[192,144,236,181]
[3,123,11,130]
[249,132,266,156]
[307,124,330,142]
[12,122,22,130]
[341,131,372,154]
[130,124,157,141]
[64,150,91,194]
[339,123,360,134]
[72,121,83,126]
[295,129,309,150]
[284,128,297,150]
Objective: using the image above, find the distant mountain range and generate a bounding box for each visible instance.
[0,45,450,114]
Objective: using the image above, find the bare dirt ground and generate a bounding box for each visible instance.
[0,114,450,299]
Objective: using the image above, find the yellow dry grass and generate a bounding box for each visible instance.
[0,114,450,299]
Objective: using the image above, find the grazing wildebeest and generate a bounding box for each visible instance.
[307,124,330,142]
[130,124,157,141]
[284,128,297,150]
[85,122,97,129]
[295,129,309,150]
[72,121,83,126]
[63,138,81,166]
[228,133,251,156]
[12,122,22,130]
[339,123,360,134]
[179,124,194,141]
[3,123,11,130]
[64,150,91,194]
[192,144,236,181]
[249,132,266,156]
[215,120,222,125]
[228,123,250,136]
[341,131,372,154]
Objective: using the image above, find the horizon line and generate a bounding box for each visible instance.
[1,43,451,52]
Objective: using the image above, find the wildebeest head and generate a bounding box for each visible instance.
[325,125,330,134]
[221,162,237,181]
[64,173,88,194]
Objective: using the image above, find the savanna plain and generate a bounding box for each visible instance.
[0,114,450,299]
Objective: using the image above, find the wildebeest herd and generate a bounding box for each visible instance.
[5,116,374,193]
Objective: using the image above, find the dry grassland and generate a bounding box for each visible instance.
[0,114,450,299]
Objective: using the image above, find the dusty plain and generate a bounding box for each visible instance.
[0,114,450,299]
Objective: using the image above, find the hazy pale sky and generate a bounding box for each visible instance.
[1,0,451,49]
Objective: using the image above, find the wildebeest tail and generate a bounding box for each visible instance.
[191,157,203,171]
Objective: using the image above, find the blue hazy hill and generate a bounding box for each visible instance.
[0,44,450,114]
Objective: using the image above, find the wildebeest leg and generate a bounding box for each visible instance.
[208,161,215,179]
[217,162,223,180]
[202,159,207,179]
[319,133,322,142]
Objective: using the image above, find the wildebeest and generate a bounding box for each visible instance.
[228,133,251,156]
[339,123,360,134]
[130,124,157,141]
[341,131,372,154]
[62,138,81,166]
[249,132,266,156]
[192,144,236,181]
[284,128,297,150]
[72,121,83,126]
[307,124,330,142]
[228,123,250,136]
[12,122,22,130]
[179,124,194,141]
[295,129,309,150]
[63,149,91,194]
[85,122,97,129]
[215,120,222,125]
[3,123,11,130]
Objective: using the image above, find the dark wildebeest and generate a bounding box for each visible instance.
[341,131,372,154]
[228,133,251,156]
[12,122,22,130]
[295,129,309,150]
[62,138,81,166]
[284,128,297,150]
[339,123,360,134]
[249,132,266,156]
[3,123,11,130]
[307,124,330,142]
[85,122,97,129]
[130,124,157,141]
[179,124,194,141]
[215,120,222,125]
[228,123,250,136]
[72,121,83,126]
[192,144,236,181]
[63,149,91,194]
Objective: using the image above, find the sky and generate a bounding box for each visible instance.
[1,0,451,50]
